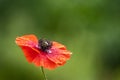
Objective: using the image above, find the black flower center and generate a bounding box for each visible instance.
[38,38,52,52]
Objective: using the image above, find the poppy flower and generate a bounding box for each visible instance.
[15,34,72,70]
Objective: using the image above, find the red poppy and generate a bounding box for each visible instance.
[15,34,72,70]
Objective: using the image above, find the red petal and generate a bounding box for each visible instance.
[20,46,40,62]
[32,53,58,70]
[47,42,72,66]
[19,46,57,69]
[52,42,66,50]
[47,49,71,66]
[15,34,38,47]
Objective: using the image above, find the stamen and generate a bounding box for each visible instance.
[38,38,52,52]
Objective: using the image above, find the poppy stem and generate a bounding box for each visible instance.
[41,67,48,80]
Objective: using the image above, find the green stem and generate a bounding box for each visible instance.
[41,67,47,80]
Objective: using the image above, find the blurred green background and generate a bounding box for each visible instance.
[0,0,120,80]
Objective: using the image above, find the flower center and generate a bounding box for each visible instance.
[38,38,52,52]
